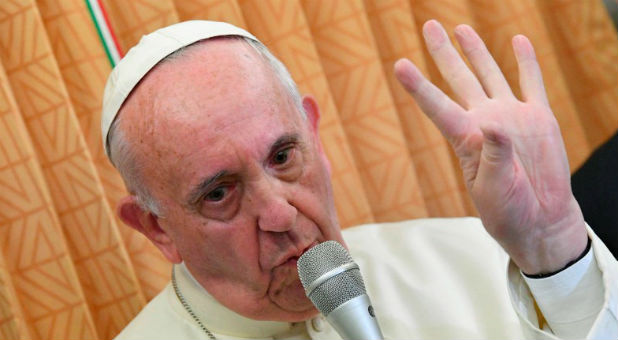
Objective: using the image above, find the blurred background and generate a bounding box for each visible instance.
[0,0,616,338]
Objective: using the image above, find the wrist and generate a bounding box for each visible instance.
[512,202,588,275]
[523,237,591,278]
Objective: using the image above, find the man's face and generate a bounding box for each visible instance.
[119,39,344,321]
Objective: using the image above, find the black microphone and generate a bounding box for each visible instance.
[297,241,384,340]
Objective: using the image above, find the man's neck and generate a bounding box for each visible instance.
[174,262,302,338]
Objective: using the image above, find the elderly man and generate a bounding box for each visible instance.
[102,20,617,339]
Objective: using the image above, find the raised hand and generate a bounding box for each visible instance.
[394,20,588,275]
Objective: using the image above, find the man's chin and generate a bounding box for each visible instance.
[268,276,318,318]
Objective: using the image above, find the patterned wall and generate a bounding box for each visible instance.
[0,0,616,338]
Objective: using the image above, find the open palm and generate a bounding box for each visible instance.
[395,21,587,275]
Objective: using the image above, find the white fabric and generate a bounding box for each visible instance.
[522,245,602,339]
[101,20,258,157]
[114,218,618,339]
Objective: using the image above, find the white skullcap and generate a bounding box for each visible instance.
[101,20,259,159]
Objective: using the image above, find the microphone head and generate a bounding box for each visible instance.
[297,241,366,316]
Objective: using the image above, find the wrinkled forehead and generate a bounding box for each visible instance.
[122,38,286,136]
[120,43,305,200]
[101,20,260,159]
[141,38,269,113]
[119,38,304,170]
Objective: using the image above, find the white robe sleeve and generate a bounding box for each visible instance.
[507,226,618,339]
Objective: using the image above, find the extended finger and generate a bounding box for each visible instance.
[423,20,487,108]
[454,25,513,99]
[512,35,549,105]
[394,58,467,140]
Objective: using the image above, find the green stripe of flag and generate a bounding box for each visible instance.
[85,0,116,67]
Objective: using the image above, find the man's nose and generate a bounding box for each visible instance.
[255,180,297,233]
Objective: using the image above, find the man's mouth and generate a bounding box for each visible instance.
[277,241,319,268]
[283,256,299,267]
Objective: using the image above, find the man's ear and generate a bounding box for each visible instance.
[302,95,321,134]
[117,196,182,263]
[302,95,331,174]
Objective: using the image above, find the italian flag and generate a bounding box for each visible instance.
[85,0,123,67]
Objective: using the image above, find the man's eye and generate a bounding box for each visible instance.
[204,186,228,202]
[273,148,292,165]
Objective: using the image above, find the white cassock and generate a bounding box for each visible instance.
[115,218,617,339]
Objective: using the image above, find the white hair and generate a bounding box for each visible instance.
[108,36,305,216]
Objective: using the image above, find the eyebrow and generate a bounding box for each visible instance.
[186,170,227,207]
[184,133,301,207]
[270,133,300,156]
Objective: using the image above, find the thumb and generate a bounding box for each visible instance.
[476,122,515,187]
[480,123,512,164]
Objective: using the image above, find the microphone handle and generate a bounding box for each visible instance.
[326,294,384,340]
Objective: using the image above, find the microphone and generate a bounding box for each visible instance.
[297,241,384,340]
